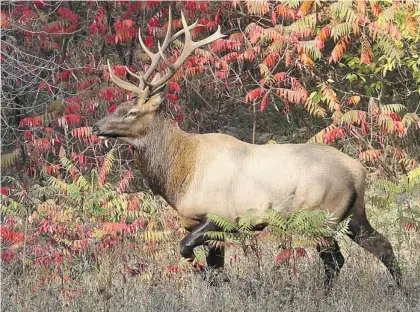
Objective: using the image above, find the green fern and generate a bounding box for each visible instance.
[286,13,317,34]
[380,103,407,113]
[340,110,367,125]
[331,22,353,40]
[377,7,396,25]
[206,213,237,232]
[376,36,403,60]
[330,1,357,24]
[298,41,322,60]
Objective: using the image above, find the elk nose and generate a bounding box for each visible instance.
[92,124,99,134]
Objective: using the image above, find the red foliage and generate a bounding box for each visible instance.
[20,116,42,127]
[260,92,270,112]
[108,105,117,113]
[1,187,10,196]
[1,226,25,243]
[329,37,349,64]
[245,88,265,103]
[275,248,293,263]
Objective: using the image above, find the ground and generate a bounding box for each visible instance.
[1,191,419,312]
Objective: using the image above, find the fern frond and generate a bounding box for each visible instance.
[287,13,317,34]
[193,245,208,265]
[331,22,353,40]
[1,149,21,169]
[99,150,115,186]
[205,231,227,241]
[308,124,337,143]
[340,110,367,126]
[376,36,403,60]
[330,1,357,24]
[320,83,340,111]
[402,113,420,128]
[298,41,322,60]
[334,217,350,240]
[377,7,395,25]
[137,230,171,243]
[264,209,288,229]
[378,115,395,133]
[47,176,71,192]
[380,104,407,114]
[238,209,263,231]
[304,98,327,118]
[408,168,420,182]
[207,213,237,232]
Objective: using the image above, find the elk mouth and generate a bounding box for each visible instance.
[92,126,118,140]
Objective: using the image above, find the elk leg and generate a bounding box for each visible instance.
[316,239,345,288]
[206,244,225,269]
[347,218,402,286]
[179,219,221,265]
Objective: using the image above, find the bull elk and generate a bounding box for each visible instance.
[93,8,401,287]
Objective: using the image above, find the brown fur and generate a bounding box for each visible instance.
[136,115,198,206]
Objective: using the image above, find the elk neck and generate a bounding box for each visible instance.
[131,114,199,207]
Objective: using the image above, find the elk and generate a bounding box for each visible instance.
[93,8,401,288]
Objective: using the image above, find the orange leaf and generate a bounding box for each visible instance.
[298,1,313,17]
[348,96,361,105]
[329,37,348,64]
[299,53,314,67]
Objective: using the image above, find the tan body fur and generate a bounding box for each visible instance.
[177,132,366,225]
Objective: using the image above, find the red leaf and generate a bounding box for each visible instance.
[144,36,153,49]
[271,11,277,25]
[103,222,127,232]
[24,131,32,141]
[0,227,24,243]
[275,248,293,263]
[108,105,117,113]
[285,50,293,67]
[295,247,306,258]
[166,93,179,102]
[1,249,14,262]
[260,92,270,112]
[1,187,10,196]
[245,88,264,103]
[169,81,181,92]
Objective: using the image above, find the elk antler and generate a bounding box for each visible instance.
[107,7,225,105]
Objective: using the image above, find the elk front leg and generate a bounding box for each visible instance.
[179,219,221,268]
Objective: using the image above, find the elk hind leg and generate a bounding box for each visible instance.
[317,238,345,288]
[348,217,402,286]
[206,244,225,269]
[179,219,222,269]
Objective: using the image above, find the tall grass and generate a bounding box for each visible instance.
[1,189,419,312]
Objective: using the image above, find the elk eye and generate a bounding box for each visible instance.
[127,110,138,118]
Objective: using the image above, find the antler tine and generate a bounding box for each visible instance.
[125,66,150,90]
[107,60,143,94]
[139,8,202,82]
[139,7,172,82]
[149,13,226,95]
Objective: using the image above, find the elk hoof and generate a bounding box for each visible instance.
[204,269,230,287]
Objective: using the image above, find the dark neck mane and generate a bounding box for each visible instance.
[134,115,198,206]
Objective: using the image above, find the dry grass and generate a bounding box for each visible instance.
[2,200,420,312]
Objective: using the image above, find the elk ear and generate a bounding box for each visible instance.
[145,93,164,110]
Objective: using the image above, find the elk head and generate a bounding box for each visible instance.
[93,8,225,144]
